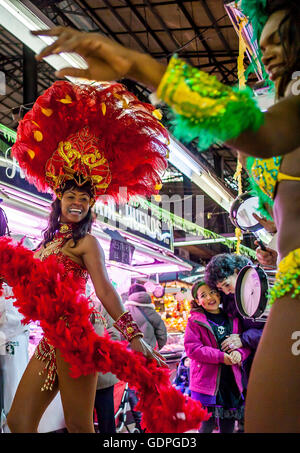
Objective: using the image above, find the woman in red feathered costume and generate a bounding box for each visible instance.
[1,81,209,433]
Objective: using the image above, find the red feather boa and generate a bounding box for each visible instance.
[0,237,209,433]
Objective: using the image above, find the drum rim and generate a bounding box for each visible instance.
[235,264,269,320]
[229,192,262,233]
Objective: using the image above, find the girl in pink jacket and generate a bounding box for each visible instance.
[184,281,251,433]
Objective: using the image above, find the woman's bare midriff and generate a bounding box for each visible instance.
[273,147,300,260]
[274,180,300,260]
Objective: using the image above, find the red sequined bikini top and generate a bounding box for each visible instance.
[38,223,89,289]
[56,252,89,287]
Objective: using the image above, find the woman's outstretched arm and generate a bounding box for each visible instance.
[33,27,300,158]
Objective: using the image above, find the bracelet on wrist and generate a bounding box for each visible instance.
[113,311,143,342]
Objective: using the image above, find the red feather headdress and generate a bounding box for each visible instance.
[11,81,169,203]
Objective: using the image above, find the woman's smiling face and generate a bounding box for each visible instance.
[60,188,91,223]
[260,10,287,84]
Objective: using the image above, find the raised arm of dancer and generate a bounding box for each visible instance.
[228,94,300,158]
[32,27,165,91]
[32,27,300,159]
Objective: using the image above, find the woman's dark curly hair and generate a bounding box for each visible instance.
[42,180,93,249]
[265,0,300,97]
[204,253,251,289]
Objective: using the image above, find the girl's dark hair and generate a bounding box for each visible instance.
[191,280,206,301]
[42,180,93,248]
[266,0,300,97]
[190,280,222,310]
[204,253,251,289]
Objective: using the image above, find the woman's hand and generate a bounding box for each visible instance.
[130,336,167,367]
[221,334,243,353]
[31,27,166,90]
[252,213,277,234]
[229,351,242,365]
[255,240,278,267]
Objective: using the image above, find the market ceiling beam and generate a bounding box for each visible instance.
[114,25,233,35]
[74,0,123,43]
[175,0,230,83]
[1,43,59,98]
[143,0,185,56]
[23,45,37,107]
[123,0,170,55]
[47,3,82,29]
[147,50,239,58]
[200,0,234,58]
[100,0,152,54]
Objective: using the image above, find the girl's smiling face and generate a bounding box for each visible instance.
[196,285,221,314]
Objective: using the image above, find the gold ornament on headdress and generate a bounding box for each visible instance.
[45,126,112,203]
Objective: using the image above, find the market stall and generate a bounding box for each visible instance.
[146,280,193,379]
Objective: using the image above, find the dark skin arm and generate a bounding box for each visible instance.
[33,27,300,159]
[32,27,166,91]
[228,95,300,158]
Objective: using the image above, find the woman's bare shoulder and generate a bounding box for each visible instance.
[79,233,104,254]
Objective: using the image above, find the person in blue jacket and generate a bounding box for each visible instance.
[172,354,191,396]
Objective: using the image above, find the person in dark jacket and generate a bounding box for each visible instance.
[124,283,167,351]
[92,304,120,434]
[124,283,167,432]
[172,354,191,396]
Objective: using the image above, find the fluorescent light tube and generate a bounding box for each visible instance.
[174,237,238,246]
[0,0,87,74]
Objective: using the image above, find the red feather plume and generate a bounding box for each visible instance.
[11,81,169,201]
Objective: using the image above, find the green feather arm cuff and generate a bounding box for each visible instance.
[156,55,265,150]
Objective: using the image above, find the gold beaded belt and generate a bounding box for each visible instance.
[268,248,300,305]
[35,337,57,392]
[34,309,106,391]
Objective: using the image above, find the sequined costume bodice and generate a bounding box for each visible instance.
[248,154,300,202]
[34,223,89,391]
[38,224,89,290]
[248,156,282,200]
